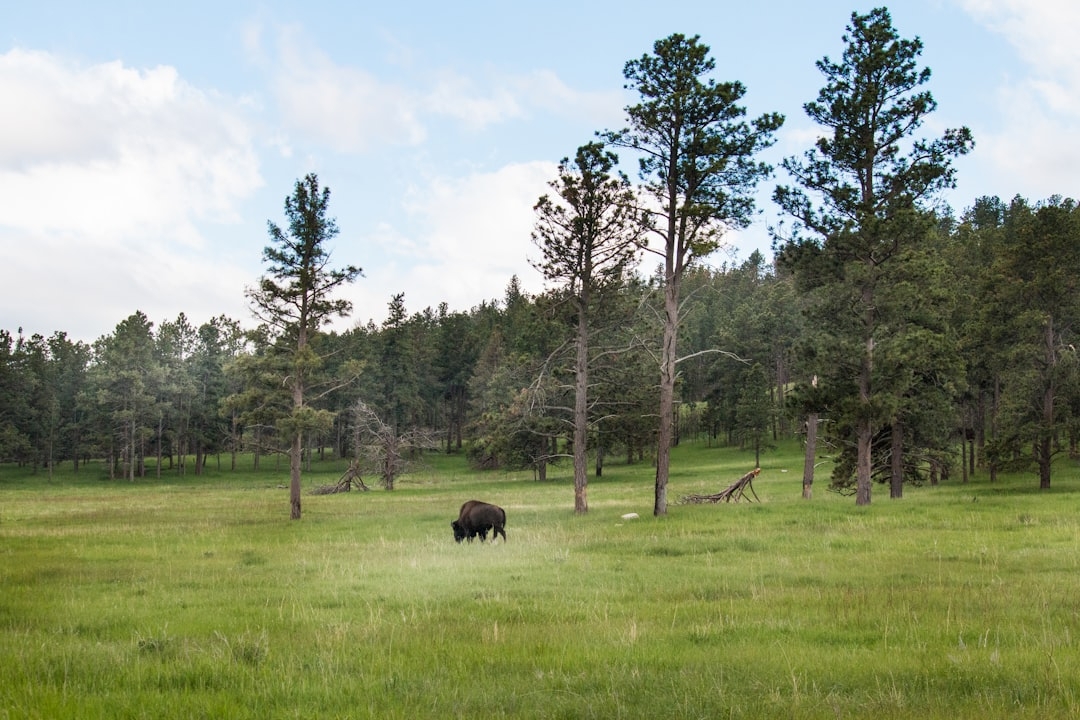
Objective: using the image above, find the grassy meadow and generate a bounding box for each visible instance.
[2,440,1080,719]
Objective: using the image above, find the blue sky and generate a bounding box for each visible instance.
[2,1,1077,342]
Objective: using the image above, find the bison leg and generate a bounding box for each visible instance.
[493,525,506,542]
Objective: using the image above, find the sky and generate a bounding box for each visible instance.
[2,1,1077,343]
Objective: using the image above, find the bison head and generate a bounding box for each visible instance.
[451,520,467,543]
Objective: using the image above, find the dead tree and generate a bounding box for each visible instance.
[311,461,370,495]
[681,468,761,504]
[352,400,439,490]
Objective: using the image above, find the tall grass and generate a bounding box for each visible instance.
[2,441,1079,718]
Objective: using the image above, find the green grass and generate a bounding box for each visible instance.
[2,442,1080,718]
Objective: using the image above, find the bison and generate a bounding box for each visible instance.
[451,500,507,543]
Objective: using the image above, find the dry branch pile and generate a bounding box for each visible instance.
[311,463,370,495]
[681,468,761,504]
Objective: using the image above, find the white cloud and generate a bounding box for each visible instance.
[961,1,1080,86]
[263,25,620,150]
[425,68,623,132]
[271,27,427,153]
[425,70,523,130]
[343,161,556,324]
[959,0,1080,198]
[971,91,1080,199]
[0,48,262,340]
[510,69,625,127]
[406,161,554,267]
[0,48,261,239]
[775,124,825,157]
[2,227,251,341]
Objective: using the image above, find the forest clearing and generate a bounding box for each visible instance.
[4,7,1078,717]
[3,439,1079,719]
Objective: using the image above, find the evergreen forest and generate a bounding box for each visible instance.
[3,9,1079,510]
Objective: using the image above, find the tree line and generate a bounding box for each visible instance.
[3,9,1079,517]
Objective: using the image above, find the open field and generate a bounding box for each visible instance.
[2,441,1080,719]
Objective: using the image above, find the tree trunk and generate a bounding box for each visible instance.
[989,376,1000,482]
[775,353,788,437]
[176,401,185,476]
[290,334,305,519]
[289,317,310,518]
[290,432,303,519]
[1037,427,1053,490]
[654,279,679,516]
[138,436,146,478]
[1038,318,1055,490]
[974,394,986,469]
[253,427,261,471]
[855,288,874,506]
[1038,439,1052,489]
[128,419,136,482]
[968,434,975,478]
[455,388,465,450]
[802,412,817,500]
[890,420,903,499]
[572,302,589,515]
[856,417,872,505]
[445,412,453,454]
[961,432,969,484]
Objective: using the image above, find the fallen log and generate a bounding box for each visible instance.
[311,463,370,495]
[681,468,761,504]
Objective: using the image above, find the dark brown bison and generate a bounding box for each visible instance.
[451,500,506,543]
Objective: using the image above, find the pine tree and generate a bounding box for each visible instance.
[531,141,641,513]
[774,8,973,504]
[247,174,362,519]
[604,33,782,515]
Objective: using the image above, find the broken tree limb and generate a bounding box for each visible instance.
[680,468,761,504]
[311,462,370,495]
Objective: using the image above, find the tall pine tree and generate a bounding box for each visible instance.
[604,34,782,515]
[531,141,641,514]
[247,174,362,519]
[774,8,973,505]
